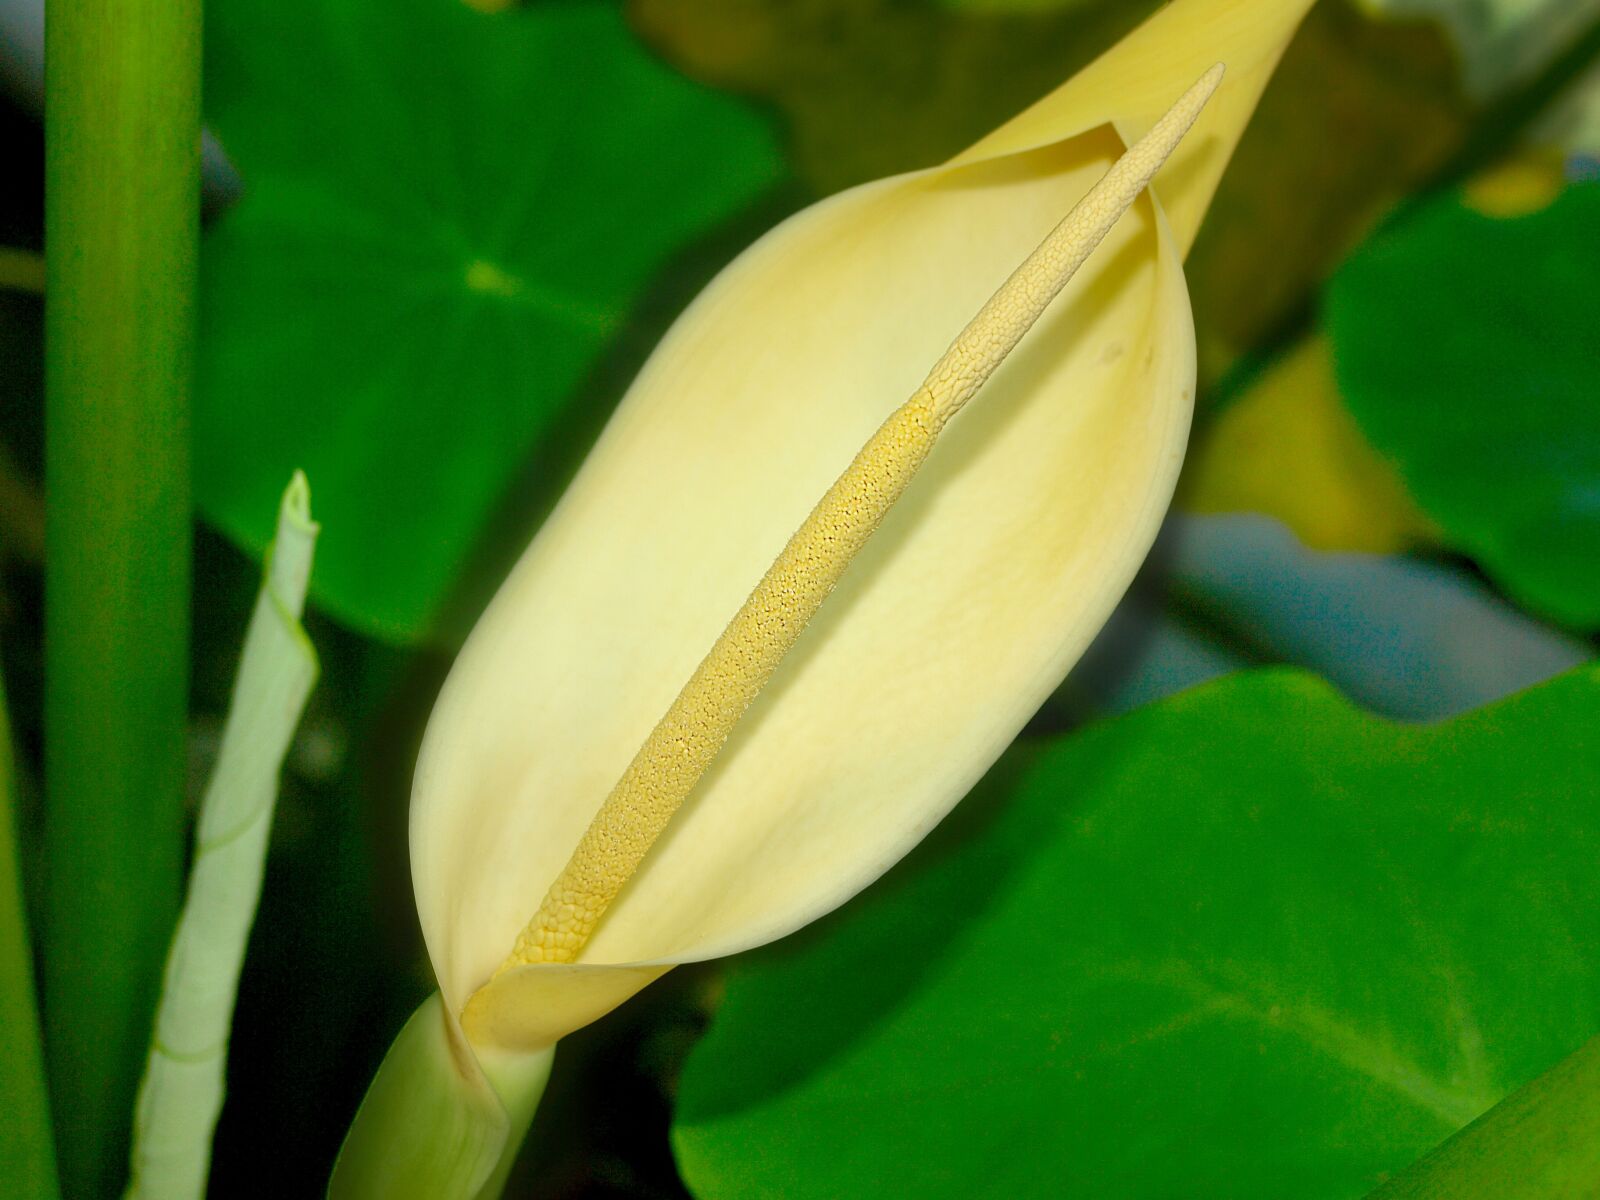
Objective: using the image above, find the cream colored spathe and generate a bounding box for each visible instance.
[496,65,1224,975]
[330,2,1315,1193]
[414,0,1314,1057]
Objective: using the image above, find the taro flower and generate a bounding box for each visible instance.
[333,0,1313,1194]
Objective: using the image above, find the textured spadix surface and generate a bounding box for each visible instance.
[413,0,1314,1053]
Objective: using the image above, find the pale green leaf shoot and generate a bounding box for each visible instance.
[125,473,320,1200]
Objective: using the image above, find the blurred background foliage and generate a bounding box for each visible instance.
[1,0,1599,1195]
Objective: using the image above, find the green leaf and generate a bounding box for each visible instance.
[127,474,319,1200]
[199,0,782,641]
[674,667,1600,1199]
[1366,1035,1600,1199]
[1,666,58,1200]
[1328,183,1600,628]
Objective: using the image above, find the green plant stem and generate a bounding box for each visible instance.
[1366,1035,1600,1199]
[43,0,200,1193]
[0,662,60,1200]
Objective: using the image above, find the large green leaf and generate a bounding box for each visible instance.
[1328,183,1600,628]
[199,0,781,641]
[674,666,1600,1199]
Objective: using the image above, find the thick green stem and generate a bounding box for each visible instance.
[329,994,555,1200]
[1366,1035,1600,1199]
[43,0,200,1193]
[0,662,60,1200]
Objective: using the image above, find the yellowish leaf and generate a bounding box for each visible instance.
[1462,147,1569,217]
[1182,335,1434,554]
